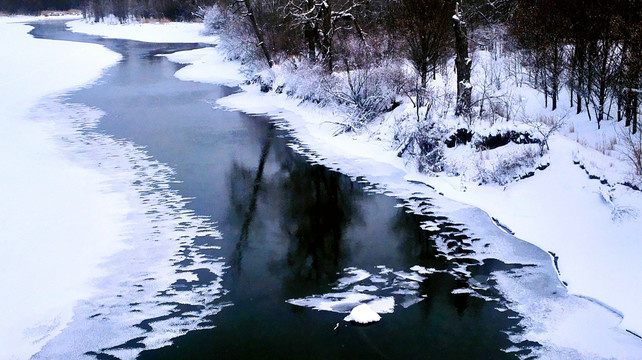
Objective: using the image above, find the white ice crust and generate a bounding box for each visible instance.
[66,17,217,43]
[160,47,244,87]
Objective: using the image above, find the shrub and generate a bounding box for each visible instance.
[618,127,642,182]
[395,115,448,173]
[474,144,540,185]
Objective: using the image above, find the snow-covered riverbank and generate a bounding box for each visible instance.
[65,19,642,358]
[215,82,642,359]
[0,16,126,359]
[0,17,225,359]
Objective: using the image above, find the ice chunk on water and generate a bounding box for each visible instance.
[286,292,377,313]
[367,297,395,314]
[344,304,381,324]
[287,266,429,320]
[334,267,371,289]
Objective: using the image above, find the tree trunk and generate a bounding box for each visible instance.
[452,4,471,117]
[305,24,316,61]
[551,41,559,111]
[242,0,274,68]
[544,71,548,108]
[573,40,585,114]
[322,2,333,72]
[633,95,638,134]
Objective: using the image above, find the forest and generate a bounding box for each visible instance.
[3,0,641,178]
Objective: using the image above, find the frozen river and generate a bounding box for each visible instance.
[28,20,543,359]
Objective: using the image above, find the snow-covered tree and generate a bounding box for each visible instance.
[284,0,365,72]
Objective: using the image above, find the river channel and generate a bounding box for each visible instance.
[29,21,537,359]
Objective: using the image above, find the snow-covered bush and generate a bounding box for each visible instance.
[473,144,540,185]
[199,5,226,33]
[471,52,511,124]
[200,5,266,73]
[329,64,397,133]
[278,58,333,104]
[618,127,642,183]
[520,114,566,155]
[394,114,448,173]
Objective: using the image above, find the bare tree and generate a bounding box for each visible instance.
[618,126,642,178]
[521,113,566,156]
[237,0,274,67]
[285,0,365,72]
[394,0,451,99]
[452,2,471,117]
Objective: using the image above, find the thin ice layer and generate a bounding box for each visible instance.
[28,100,228,359]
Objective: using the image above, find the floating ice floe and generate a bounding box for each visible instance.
[286,266,432,322]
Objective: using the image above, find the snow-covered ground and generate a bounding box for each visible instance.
[0,16,225,360]
[67,16,217,43]
[4,15,641,359]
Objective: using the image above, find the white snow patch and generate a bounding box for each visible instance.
[287,266,426,318]
[67,18,216,43]
[410,265,440,275]
[160,47,244,87]
[334,267,372,289]
[288,292,377,313]
[344,304,382,324]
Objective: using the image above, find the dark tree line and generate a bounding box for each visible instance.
[81,0,216,22]
[0,0,82,13]
[208,0,511,117]
[0,0,214,20]
[510,0,641,133]
[217,0,640,132]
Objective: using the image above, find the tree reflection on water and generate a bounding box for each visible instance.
[226,120,362,286]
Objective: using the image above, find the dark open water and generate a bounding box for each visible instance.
[29,21,537,359]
